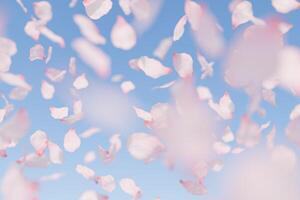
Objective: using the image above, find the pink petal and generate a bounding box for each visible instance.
[153,37,172,60]
[120,81,135,94]
[0,37,17,56]
[40,26,65,47]
[222,126,235,143]
[272,0,300,13]
[197,53,214,80]
[72,38,111,78]
[45,67,66,82]
[133,106,153,122]
[84,151,96,163]
[129,56,171,79]
[39,173,64,182]
[119,0,131,15]
[45,46,53,63]
[79,190,109,200]
[49,106,69,119]
[41,80,55,100]
[196,86,212,101]
[179,179,207,195]
[30,130,48,156]
[33,1,53,22]
[173,52,193,78]
[29,44,45,61]
[290,104,300,120]
[80,127,101,139]
[73,73,89,90]
[96,175,116,192]
[119,178,142,199]
[111,16,137,50]
[83,0,112,20]
[208,92,235,120]
[64,129,81,153]
[127,132,164,162]
[73,14,106,45]
[9,87,29,100]
[236,115,261,147]
[173,15,187,41]
[16,0,28,13]
[76,164,95,180]
[0,73,31,90]
[0,53,11,72]
[48,141,64,164]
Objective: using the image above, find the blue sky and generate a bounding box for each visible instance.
[1,0,300,200]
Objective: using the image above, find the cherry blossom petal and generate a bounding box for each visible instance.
[72,38,111,78]
[29,44,45,61]
[83,0,113,20]
[120,81,135,94]
[79,190,109,200]
[272,0,300,13]
[1,165,38,200]
[96,175,116,192]
[76,164,95,180]
[173,15,187,41]
[39,173,64,182]
[45,68,66,82]
[9,87,29,100]
[41,80,55,100]
[127,132,164,162]
[133,106,153,122]
[16,0,28,13]
[84,151,96,163]
[173,52,193,78]
[40,26,65,47]
[111,16,137,50]
[49,106,69,119]
[0,109,30,152]
[153,37,173,60]
[0,73,31,90]
[222,126,235,143]
[129,56,171,79]
[208,92,235,120]
[80,127,101,139]
[33,1,53,22]
[48,141,64,164]
[30,130,48,156]
[73,73,89,90]
[197,53,214,80]
[179,179,207,195]
[231,1,264,28]
[64,129,81,152]
[119,178,142,199]
[119,0,131,15]
[73,14,106,45]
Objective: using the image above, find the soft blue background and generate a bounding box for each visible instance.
[0,0,300,199]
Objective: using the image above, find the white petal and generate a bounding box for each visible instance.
[173,15,187,41]
[97,175,116,192]
[129,56,171,79]
[73,73,89,90]
[48,141,64,164]
[173,52,193,78]
[64,129,81,152]
[121,81,135,94]
[290,104,300,120]
[73,14,106,45]
[33,1,52,22]
[119,178,142,199]
[272,0,300,13]
[45,67,66,82]
[127,132,164,162]
[30,130,48,155]
[72,38,111,78]
[111,16,137,50]
[83,0,112,20]
[29,44,45,61]
[49,106,69,119]
[153,37,173,60]
[76,164,95,180]
[41,80,55,99]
